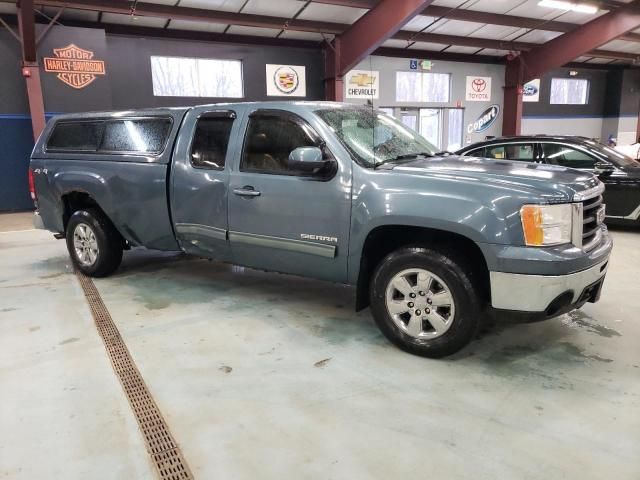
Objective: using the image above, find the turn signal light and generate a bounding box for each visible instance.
[521,205,544,246]
[521,204,572,246]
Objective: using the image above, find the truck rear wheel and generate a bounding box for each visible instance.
[369,246,483,358]
[65,209,123,277]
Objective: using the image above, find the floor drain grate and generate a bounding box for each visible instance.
[76,273,194,480]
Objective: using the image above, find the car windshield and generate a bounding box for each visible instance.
[581,139,639,167]
[315,107,438,168]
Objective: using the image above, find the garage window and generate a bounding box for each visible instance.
[550,78,589,105]
[396,72,450,103]
[150,56,243,98]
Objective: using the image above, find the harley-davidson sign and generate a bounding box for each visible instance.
[43,44,106,89]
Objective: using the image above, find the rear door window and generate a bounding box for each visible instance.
[190,114,235,170]
[47,121,104,151]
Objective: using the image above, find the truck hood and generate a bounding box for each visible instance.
[386,155,599,202]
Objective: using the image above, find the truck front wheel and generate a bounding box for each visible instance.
[65,209,123,277]
[369,246,483,358]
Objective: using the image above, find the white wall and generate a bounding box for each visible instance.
[617,116,638,144]
[521,117,604,139]
[345,56,505,145]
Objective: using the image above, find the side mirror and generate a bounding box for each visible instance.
[288,146,336,176]
[594,161,615,175]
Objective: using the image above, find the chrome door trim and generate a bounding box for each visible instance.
[228,231,336,258]
[175,223,228,241]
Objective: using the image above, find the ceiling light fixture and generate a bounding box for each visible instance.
[538,0,599,14]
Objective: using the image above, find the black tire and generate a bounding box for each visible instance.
[65,208,123,277]
[369,246,484,358]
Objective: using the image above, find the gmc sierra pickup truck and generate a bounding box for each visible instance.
[30,102,612,357]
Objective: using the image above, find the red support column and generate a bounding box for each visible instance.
[324,37,344,101]
[22,62,47,140]
[17,0,46,141]
[502,57,524,136]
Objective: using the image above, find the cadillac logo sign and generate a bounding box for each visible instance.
[275,66,299,94]
[266,64,306,97]
[43,44,106,89]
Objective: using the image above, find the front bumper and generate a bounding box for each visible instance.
[489,228,612,314]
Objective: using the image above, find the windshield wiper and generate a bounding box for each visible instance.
[374,152,433,169]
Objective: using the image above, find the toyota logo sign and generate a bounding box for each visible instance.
[471,78,486,92]
[466,76,491,102]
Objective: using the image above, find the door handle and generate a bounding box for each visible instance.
[233,187,261,197]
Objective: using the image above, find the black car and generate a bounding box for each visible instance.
[457,135,640,226]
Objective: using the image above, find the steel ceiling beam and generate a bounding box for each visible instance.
[8,0,638,62]
[310,0,640,43]
[311,0,632,7]
[336,0,433,75]
[393,31,639,62]
[17,0,36,61]
[28,0,346,34]
[310,0,376,7]
[424,5,640,43]
[522,1,640,81]
[373,46,503,65]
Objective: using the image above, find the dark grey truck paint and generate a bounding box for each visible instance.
[31,102,613,356]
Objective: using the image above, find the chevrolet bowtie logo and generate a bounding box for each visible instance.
[350,73,376,87]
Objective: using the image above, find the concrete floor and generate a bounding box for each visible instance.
[1,212,639,479]
[0,211,35,232]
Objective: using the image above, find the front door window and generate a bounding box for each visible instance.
[241,114,318,175]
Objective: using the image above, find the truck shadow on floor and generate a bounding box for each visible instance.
[94,250,620,366]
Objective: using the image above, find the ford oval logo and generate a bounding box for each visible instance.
[467,104,500,133]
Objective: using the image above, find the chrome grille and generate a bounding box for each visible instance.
[581,194,604,250]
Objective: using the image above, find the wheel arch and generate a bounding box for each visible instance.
[61,191,128,248]
[354,224,490,311]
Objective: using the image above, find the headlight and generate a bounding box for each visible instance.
[521,204,573,246]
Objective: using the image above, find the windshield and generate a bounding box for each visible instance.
[315,107,438,167]
[581,139,639,167]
